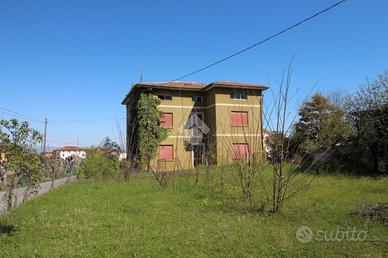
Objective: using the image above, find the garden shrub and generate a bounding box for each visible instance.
[78,154,120,180]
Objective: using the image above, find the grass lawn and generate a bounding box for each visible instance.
[0,168,387,257]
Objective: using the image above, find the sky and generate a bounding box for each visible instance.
[0,0,387,149]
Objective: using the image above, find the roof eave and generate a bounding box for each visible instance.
[204,83,269,91]
[121,84,141,105]
[121,83,204,105]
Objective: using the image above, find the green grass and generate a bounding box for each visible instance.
[0,168,387,257]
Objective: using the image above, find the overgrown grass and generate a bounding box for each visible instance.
[0,167,387,257]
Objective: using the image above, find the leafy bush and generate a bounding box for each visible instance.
[78,154,120,179]
[290,71,388,175]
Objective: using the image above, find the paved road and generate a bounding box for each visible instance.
[0,176,76,213]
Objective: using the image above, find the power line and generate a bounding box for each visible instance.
[47,137,119,147]
[0,106,126,124]
[173,0,347,81]
[0,107,43,122]
[50,117,126,123]
[47,139,84,146]
[0,107,44,123]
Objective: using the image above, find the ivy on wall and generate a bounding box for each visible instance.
[133,91,167,170]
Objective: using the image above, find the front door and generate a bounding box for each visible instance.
[193,144,205,167]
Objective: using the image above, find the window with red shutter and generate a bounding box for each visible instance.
[158,145,173,161]
[161,113,173,128]
[232,143,249,159]
[231,111,248,127]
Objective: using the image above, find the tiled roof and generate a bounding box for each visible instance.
[138,81,267,90]
[263,128,275,135]
[55,146,82,151]
[210,81,267,88]
[122,80,269,104]
[139,81,207,89]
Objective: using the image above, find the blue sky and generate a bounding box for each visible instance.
[0,0,387,148]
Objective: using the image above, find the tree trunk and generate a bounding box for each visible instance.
[51,175,55,189]
[23,183,31,202]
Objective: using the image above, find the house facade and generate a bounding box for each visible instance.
[122,81,268,171]
[53,146,87,160]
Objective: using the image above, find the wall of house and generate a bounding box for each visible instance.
[203,88,217,164]
[203,89,217,131]
[150,137,193,171]
[126,93,138,160]
[213,88,264,165]
[155,89,206,137]
[126,87,264,171]
[154,89,206,170]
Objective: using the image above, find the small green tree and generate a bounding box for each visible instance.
[100,137,121,150]
[133,92,167,171]
[0,119,42,209]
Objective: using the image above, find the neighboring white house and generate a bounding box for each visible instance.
[53,146,87,160]
[0,148,6,185]
[263,129,275,158]
[119,152,127,161]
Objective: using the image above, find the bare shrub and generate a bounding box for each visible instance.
[216,89,268,210]
[217,60,326,213]
[357,203,388,224]
[203,132,217,192]
[151,170,174,190]
[262,61,331,212]
[120,160,134,181]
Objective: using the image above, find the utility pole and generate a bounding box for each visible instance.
[140,70,143,83]
[42,118,48,153]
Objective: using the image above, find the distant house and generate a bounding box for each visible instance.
[104,148,120,160]
[104,149,127,161]
[42,151,54,159]
[53,146,86,160]
[119,152,127,161]
[263,129,275,158]
[0,151,5,164]
[0,147,6,184]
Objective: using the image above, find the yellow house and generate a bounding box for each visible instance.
[122,81,268,171]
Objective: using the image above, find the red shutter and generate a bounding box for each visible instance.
[159,145,173,161]
[233,144,249,159]
[161,113,173,128]
[231,112,248,126]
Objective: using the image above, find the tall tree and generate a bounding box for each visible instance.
[294,93,336,153]
[292,93,353,167]
[346,71,388,174]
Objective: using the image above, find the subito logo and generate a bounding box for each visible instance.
[296,226,313,243]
